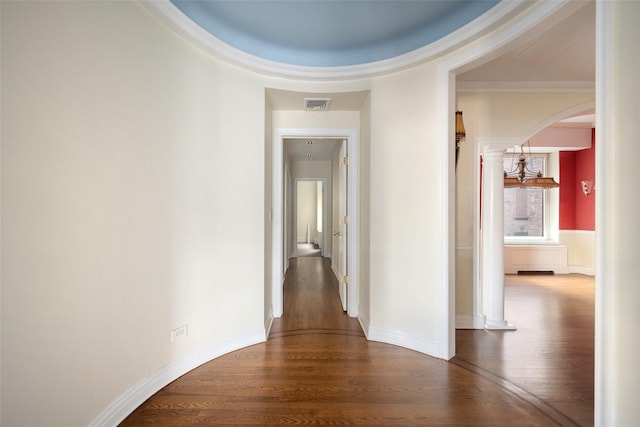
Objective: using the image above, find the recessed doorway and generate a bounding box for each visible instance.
[271,128,359,318]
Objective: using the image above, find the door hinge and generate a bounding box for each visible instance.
[343,275,349,285]
[343,216,349,224]
[343,156,349,166]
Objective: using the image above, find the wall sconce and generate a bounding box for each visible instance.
[455,111,466,167]
[581,180,594,196]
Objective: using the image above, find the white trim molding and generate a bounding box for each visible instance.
[456,315,486,330]
[523,101,596,142]
[457,80,595,93]
[358,314,371,339]
[88,327,265,427]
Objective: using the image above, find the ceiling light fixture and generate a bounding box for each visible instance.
[503,142,560,189]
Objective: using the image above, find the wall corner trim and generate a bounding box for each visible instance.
[88,327,266,427]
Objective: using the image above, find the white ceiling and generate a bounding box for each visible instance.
[459,1,595,84]
[285,138,340,162]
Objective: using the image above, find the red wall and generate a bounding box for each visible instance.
[559,129,595,231]
[559,151,577,229]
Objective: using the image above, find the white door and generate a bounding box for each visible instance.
[337,140,348,311]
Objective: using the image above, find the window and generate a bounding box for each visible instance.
[503,154,547,238]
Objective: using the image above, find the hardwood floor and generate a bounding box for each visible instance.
[120,258,594,426]
[454,274,594,426]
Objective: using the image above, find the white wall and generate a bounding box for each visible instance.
[367,65,444,352]
[273,110,360,130]
[1,2,265,425]
[296,181,318,243]
[560,230,595,275]
[456,92,596,139]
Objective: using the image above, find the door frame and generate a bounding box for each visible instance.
[272,128,359,318]
[337,139,348,311]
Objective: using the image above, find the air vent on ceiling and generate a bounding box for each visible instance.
[304,98,332,111]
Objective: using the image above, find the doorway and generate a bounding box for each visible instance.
[271,128,359,319]
[295,179,327,258]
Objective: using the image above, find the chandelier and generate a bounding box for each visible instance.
[503,143,560,189]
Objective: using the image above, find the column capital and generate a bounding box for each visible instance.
[477,137,521,155]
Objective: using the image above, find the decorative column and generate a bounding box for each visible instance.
[481,145,516,330]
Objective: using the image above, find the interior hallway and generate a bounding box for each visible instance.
[120,258,593,426]
[295,243,323,258]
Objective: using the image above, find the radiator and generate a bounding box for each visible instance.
[504,244,569,274]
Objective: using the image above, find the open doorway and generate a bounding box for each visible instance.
[271,128,359,319]
[295,179,326,258]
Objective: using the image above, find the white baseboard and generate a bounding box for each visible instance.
[456,315,474,329]
[89,327,266,427]
[455,315,485,329]
[331,264,340,283]
[264,315,274,337]
[367,324,440,358]
[456,315,484,329]
[358,314,370,339]
[568,265,595,276]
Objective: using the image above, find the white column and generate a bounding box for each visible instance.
[596,2,640,425]
[481,146,516,330]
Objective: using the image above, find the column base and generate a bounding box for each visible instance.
[484,319,517,330]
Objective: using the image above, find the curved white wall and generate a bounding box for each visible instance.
[1,2,265,425]
[366,64,445,353]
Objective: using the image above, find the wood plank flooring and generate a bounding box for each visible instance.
[453,273,594,426]
[120,258,594,426]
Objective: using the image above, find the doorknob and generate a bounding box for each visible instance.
[333,231,342,237]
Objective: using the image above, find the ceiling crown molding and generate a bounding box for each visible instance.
[457,81,596,93]
[140,0,529,80]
